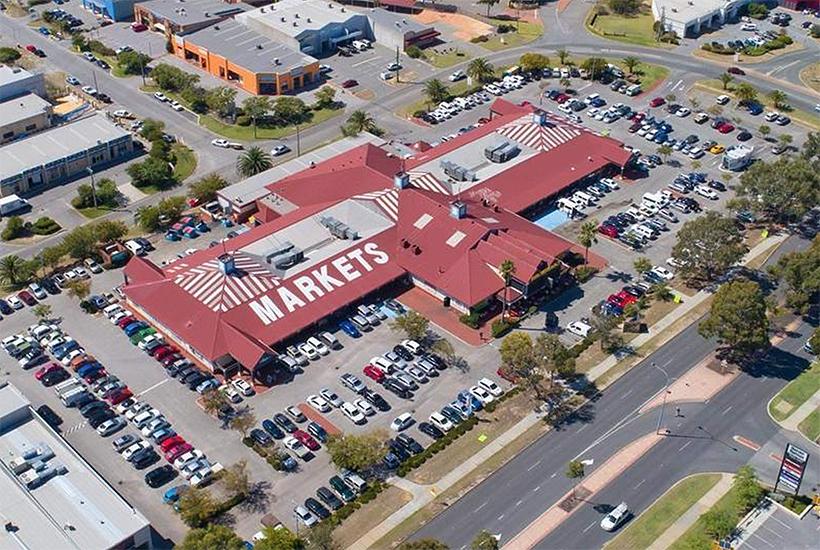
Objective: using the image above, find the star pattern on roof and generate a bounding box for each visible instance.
[495,113,583,152]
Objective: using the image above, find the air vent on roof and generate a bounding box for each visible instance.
[307,17,311,22]
[265,241,304,269]
[484,141,519,163]
[532,111,546,126]
[450,201,466,219]
[294,12,299,18]
[214,24,220,30]
[261,7,265,12]
[281,16,286,22]
[341,7,345,11]
[218,254,235,275]
[293,21,298,26]
[321,216,359,240]
[394,172,410,189]
[257,44,263,49]
[204,11,210,17]
[273,57,280,65]
[440,160,475,182]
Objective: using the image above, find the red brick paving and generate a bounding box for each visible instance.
[396,287,489,346]
[297,403,342,436]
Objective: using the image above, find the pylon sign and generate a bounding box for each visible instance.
[774,443,809,495]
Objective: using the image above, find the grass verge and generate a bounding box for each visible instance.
[692,41,805,65]
[75,206,114,219]
[200,107,343,141]
[768,360,820,422]
[671,481,759,550]
[585,4,674,49]
[605,474,722,550]
[334,486,413,549]
[799,62,820,94]
[798,407,820,442]
[424,49,471,69]
[480,19,543,51]
[172,144,197,181]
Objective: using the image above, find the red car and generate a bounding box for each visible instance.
[363,364,385,382]
[718,123,735,134]
[160,353,183,367]
[35,362,62,380]
[18,291,37,306]
[160,435,185,452]
[649,97,665,108]
[165,443,193,462]
[294,429,320,451]
[131,23,147,32]
[555,94,570,104]
[341,79,358,89]
[628,122,642,133]
[598,224,619,238]
[633,113,645,123]
[117,316,137,329]
[107,388,133,405]
[154,346,178,361]
[496,366,520,384]
[608,291,637,309]
[26,45,37,53]
[727,67,745,75]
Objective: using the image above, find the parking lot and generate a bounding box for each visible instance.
[737,502,820,550]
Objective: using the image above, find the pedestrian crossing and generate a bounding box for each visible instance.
[63,420,87,437]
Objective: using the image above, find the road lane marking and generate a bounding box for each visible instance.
[527,459,542,472]
[351,57,379,68]
[733,435,761,451]
[475,502,487,513]
[679,441,691,452]
[633,479,646,490]
[721,405,733,415]
[550,472,558,479]
[620,389,633,400]
[137,377,169,397]
[582,521,596,533]
[498,514,505,521]
[516,500,523,507]
[577,424,588,433]
[533,485,541,492]
[751,532,775,547]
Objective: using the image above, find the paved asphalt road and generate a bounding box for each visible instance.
[413,231,818,550]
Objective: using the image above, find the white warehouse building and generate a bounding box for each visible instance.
[651,0,753,37]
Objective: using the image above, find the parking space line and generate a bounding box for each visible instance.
[137,377,169,397]
[768,514,792,530]
[582,520,596,533]
[351,57,380,68]
[750,532,775,547]
[759,525,783,539]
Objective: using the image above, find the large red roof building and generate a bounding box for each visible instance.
[123,99,633,381]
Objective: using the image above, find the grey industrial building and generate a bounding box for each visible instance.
[0,65,46,102]
[0,93,53,144]
[0,113,133,197]
[0,382,152,550]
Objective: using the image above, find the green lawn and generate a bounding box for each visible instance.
[480,19,543,51]
[172,144,197,182]
[200,107,343,141]
[671,482,758,550]
[587,8,673,49]
[606,474,722,550]
[76,206,114,219]
[769,360,820,422]
[424,49,471,69]
[562,55,670,92]
[798,407,820,442]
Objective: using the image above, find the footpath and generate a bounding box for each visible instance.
[347,234,787,550]
[778,387,820,432]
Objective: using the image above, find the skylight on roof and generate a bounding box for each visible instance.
[481,217,499,224]
[446,230,466,247]
[413,213,433,230]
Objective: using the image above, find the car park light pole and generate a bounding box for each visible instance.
[651,362,673,435]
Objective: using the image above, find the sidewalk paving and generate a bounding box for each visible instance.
[647,473,734,550]
[779,387,820,431]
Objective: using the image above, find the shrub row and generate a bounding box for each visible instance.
[187,493,247,528]
[396,416,480,477]
[459,312,481,329]
[483,385,524,413]
[575,266,598,283]
[323,481,385,527]
[569,335,596,358]
[491,318,519,338]
[30,217,61,235]
[242,437,286,470]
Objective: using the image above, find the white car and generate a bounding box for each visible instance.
[371,356,395,373]
[716,95,730,105]
[121,441,151,460]
[390,412,413,431]
[478,377,503,397]
[695,185,718,200]
[271,144,291,156]
[112,109,133,119]
[84,258,103,273]
[174,450,205,469]
[353,398,376,416]
[294,505,318,528]
[470,385,494,404]
[306,336,330,356]
[449,70,465,82]
[306,394,330,413]
[154,91,167,102]
[221,384,242,403]
[675,107,690,117]
[189,467,212,487]
[169,100,183,111]
[567,320,593,338]
[74,266,89,279]
[601,502,629,531]
[96,417,126,436]
[429,411,454,432]
[182,459,210,479]
[319,388,344,408]
[61,349,84,366]
[125,402,150,421]
[666,257,682,269]
[232,378,254,397]
[7,296,23,309]
[341,402,367,424]
[298,342,320,361]
[211,139,230,148]
[141,418,169,437]
[138,334,163,350]
[651,266,674,281]
[283,436,308,454]
[401,339,421,354]
[81,86,98,96]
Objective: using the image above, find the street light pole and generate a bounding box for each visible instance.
[295,121,301,156]
[652,362,671,435]
[86,167,97,208]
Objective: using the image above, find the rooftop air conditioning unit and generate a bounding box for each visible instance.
[273,57,280,64]
[257,44,263,49]
[294,13,299,18]
[307,17,311,22]
[280,16,286,22]
[293,21,298,26]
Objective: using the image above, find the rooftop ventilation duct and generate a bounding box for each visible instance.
[394,172,409,189]
[532,111,546,126]
[320,216,359,240]
[450,200,466,219]
[217,254,235,275]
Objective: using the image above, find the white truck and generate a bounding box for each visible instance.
[54,377,82,397]
[61,387,89,407]
[0,195,30,216]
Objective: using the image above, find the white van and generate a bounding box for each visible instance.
[572,191,596,207]
[343,471,367,493]
[103,304,123,318]
[626,84,642,97]
[639,203,658,218]
[642,192,668,208]
[62,388,89,407]
[320,331,340,350]
[634,225,656,241]
[557,197,582,214]
[54,378,82,396]
[125,240,146,257]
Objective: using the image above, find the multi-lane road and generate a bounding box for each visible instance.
[412,231,817,549]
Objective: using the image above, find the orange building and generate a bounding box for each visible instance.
[171,19,320,95]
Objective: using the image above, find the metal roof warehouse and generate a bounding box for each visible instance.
[123,99,632,382]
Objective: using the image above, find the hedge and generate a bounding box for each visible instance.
[491,318,519,338]
[575,266,598,283]
[396,416,480,477]
[323,481,385,528]
[186,492,247,528]
[460,312,480,329]
[30,217,61,236]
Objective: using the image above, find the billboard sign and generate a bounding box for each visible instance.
[774,443,809,495]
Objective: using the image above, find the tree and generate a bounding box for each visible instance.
[556,47,570,65]
[733,157,820,224]
[272,97,309,126]
[117,50,151,76]
[242,96,272,138]
[699,280,770,360]
[305,523,339,550]
[565,460,585,499]
[37,245,65,275]
[609,0,642,16]
[734,466,764,510]
[61,226,97,260]
[559,77,571,90]
[32,303,52,321]
[189,173,228,204]
[222,460,250,498]
[342,110,379,136]
[230,410,256,438]
[650,281,674,303]
[255,527,306,550]
[577,220,598,265]
[591,313,623,353]
[150,63,199,92]
[671,212,748,284]
[126,157,175,189]
[159,195,187,220]
[759,124,771,138]
[94,219,127,244]
[778,133,792,148]
[656,144,673,162]
[580,57,608,80]
[735,82,758,105]
[140,119,165,142]
[430,338,456,366]
[65,279,91,302]
[71,34,88,52]
[424,79,450,106]
[767,236,820,314]
[136,205,161,232]
[325,430,388,470]
[701,509,736,540]
[201,387,229,416]
[206,86,237,116]
[768,89,787,110]
[314,86,337,109]
[2,216,26,241]
[399,540,448,550]
[477,0,499,17]
[0,47,21,63]
[500,259,516,320]
[467,58,495,84]
[499,332,535,373]
[176,495,225,535]
[149,138,171,160]
[664,93,676,104]
[690,160,702,171]
[73,177,119,209]
[471,530,498,550]
[622,55,639,74]
[237,146,273,177]
[718,73,734,90]
[809,327,820,354]
[390,311,430,341]
[0,255,31,287]
[533,333,575,382]
[633,256,652,274]
[519,53,550,73]
[803,131,820,165]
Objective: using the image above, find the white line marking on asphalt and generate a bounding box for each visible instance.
[138,378,169,397]
[582,521,596,533]
[620,389,633,400]
[498,514,505,521]
[672,79,683,91]
[550,472,558,479]
[760,525,783,539]
[679,441,692,452]
[577,424,588,433]
[634,479,646,490]
[722,405,733,416]
[743,539,760,550]
[768,515,792,530]
[769,60,799,75]
[751,533,775,547]
[351,57,379,68]
[475,502,487,513]
[527,459,542,471]
[533,485,541,492]
[516,500,523,507]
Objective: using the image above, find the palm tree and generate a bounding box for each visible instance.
[719,73,734,90]
[622,56,640,74]
[578,220,598,265]
[499,259,516,321]
[556,47,570,65]
[424,79,450,107]
[477,0,499,17]
[559,77,571,90]
[656,144,673,162]
[467,57,494,84]
[344,110,378,135]
[735,83,758,105]
[768,89,787,110]
[0,255,30,287]
[241,96,272,138]
[236,146,273,177]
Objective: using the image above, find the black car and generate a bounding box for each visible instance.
[96,59,110,70]
[307,421,328,443]
[0,299,12,314]
[707,180,726,191]
[273,413,297,433]
[388,439,411,461]
[262,419,285,439]
[80,400,105,417]
[393,344,414,361]
[418,421,444,440]
[622,285,645,298]
[185,373,208,390]
[88,409,116,428]
[135,237,154,251]
[305,497,331,520]
[39,278,59,294]
[176,366,195,381]
[440,406,464,426]
[422,353,447,371]
[362,389,391,412]
[73,392,95,409]
[36,404,63,427]
[384,299,405,315]
[396,433,423,455]
[133,450,160,470]
[383,378,412,399]
[317,486,343,510]
[96,93,111,103]
[250,428,273,446]
[165,363,181,377]
[737,130,752,141]
[41,369,70,386]
[383,452,401,469]
[145,465,176,487]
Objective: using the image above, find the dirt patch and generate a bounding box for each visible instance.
[799,63,820,94]
[774,400,793,415]
[414,10,493,41]
[353,89,376,101]
[336,485,413,549]
[558,487,591,512]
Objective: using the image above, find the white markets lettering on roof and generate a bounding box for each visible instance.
[249,242,389,326]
